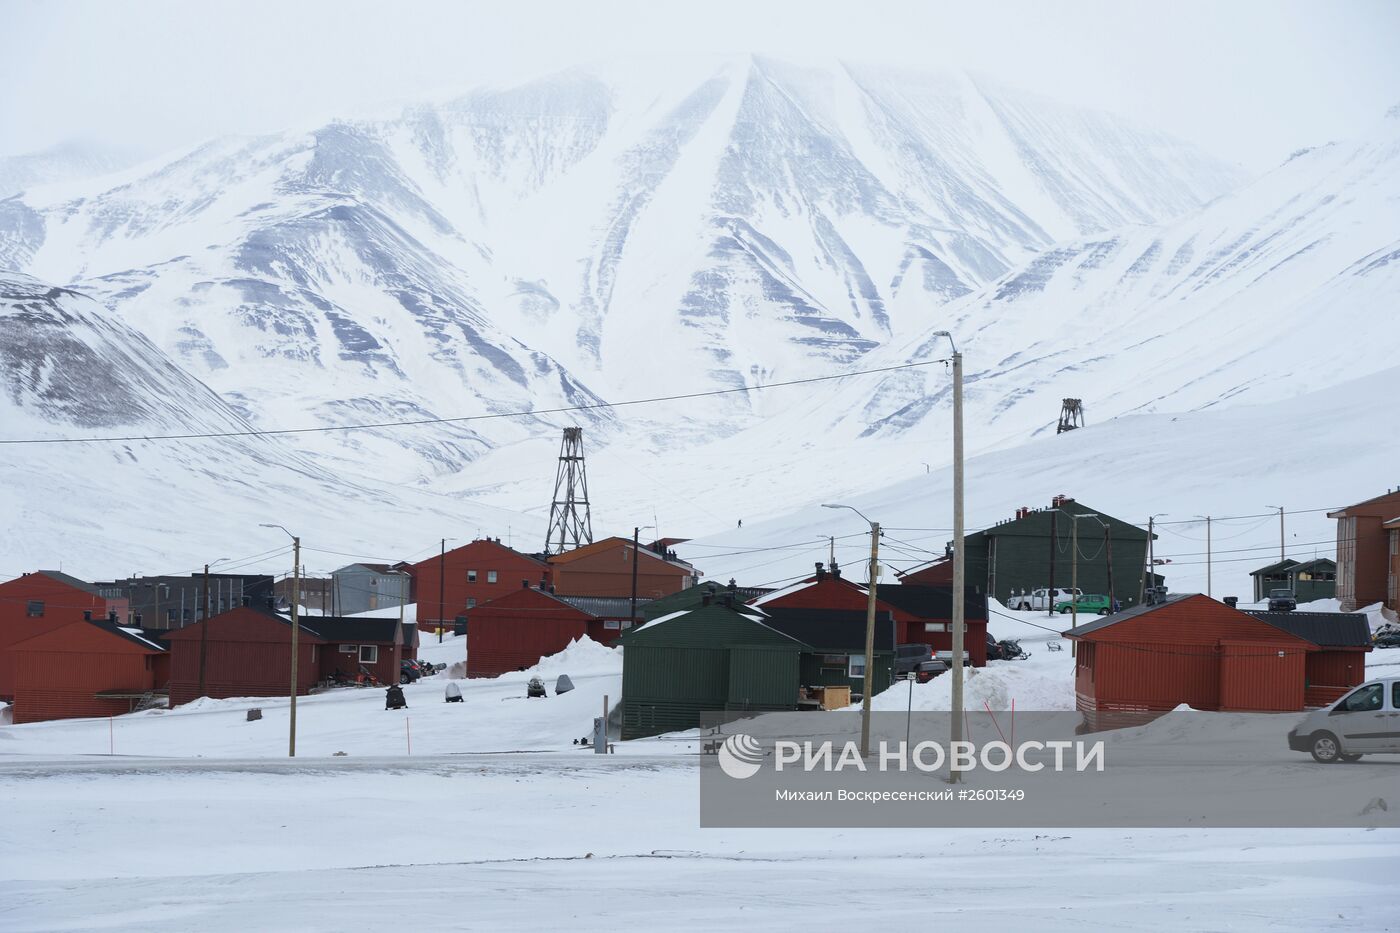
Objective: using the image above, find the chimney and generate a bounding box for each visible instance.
[242,595,251,608]
[701,591,712,607]
[83,610,92,621]
[830,561,841,580]
[815,562,826,582]
[522,579,530,589]
[721,593,735,608]
[108,610,118,623]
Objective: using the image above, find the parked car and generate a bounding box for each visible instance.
[1011,587,1083,611]
[914,659,949,683]
[1288,677,1400,762]
[1053,593,1112,615]
[1267,588,1298,612]
[399,660,420,684]
[894,643,934,677]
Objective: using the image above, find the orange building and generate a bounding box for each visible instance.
[547,537,697,599]
[0,571,127,701]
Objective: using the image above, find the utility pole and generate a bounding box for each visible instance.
[949,345,965,781]
[631,526,641,623]
[1104,525,1114,610]
[1069,513,1101,653]
[1267,505,1285,561]
[438,538,447,644]
[260,525,301,757]
[291,536,300,757]
[822,504,881,759]
[1048,510,1057,617]
[1198,515,1213,598]
[829,536,835,567]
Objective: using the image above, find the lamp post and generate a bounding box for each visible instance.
[630,525,655,624]
[198,557,231,698]
[1196,515,1213,597]
[823,503,880,758]
[260,524,300,758]
[929,330,965,783]
[1266,505,1285,562]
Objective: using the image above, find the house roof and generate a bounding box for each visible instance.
[15,617,167,654]
[35,570,103,596]
[873,584,988,621]
[640,581,771,619]
[303,616,403,644]
[1242,612,1373,648]
[623,604,806,648]
[1289,557,1336,572]
[552,594,652,618]
[1059,594,1194,638]
[759,608,897,652]
[548,536,695,570]
[1327,489,1400,518]
[333,563,402,576]
[1250,559,1299,577]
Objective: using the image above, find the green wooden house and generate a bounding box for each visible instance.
[637,580,771,621]
[619,604,895,740]
[1250,558,1336,603]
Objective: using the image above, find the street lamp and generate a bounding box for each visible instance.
[929,330,966,783]
[1265,506,1285,562]
[630,525,655,624]
[260,523,301,758]
[197,556,231,698]
[823,503,880,758]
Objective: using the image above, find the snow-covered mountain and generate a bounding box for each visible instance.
[4,60,1396,578]
[0,272,540,575]
[0,140,147,200]
[0,59,1246,483]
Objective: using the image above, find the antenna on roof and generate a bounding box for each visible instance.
[544,427,594,555]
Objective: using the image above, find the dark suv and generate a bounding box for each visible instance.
[894,643,933,677]
[1267,588,1297,612]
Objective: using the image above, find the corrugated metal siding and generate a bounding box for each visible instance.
[1219,641,1306,711]
[726,648,800,708]
[1090,641,1221,712]
[622,645,732,739]
[467,616,588,677]
[1303,649,1368,707]
[13,651,155,724]
[168,638,319,706]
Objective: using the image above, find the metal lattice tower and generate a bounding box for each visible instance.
[545,427,594,554]
[1056,398,1085,434]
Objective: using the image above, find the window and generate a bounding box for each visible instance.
[1337,683,1382,712]
[26,600,44,617]
[924,622,947,633]
[359,645,379,664]
[467,570,478,583]
[487,571,498,584]
[339,644,357,654]
[1393,682,1400,711]
[466,598,477,609]
[848,654,867,678]
[604,620,621,630]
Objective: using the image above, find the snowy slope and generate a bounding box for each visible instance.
[0,272,541,577]
[0,59,1247,485]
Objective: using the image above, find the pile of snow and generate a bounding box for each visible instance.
[520,637,622,680]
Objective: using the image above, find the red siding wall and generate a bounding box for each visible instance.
[412,540,551,630]
[1072,595,1316,713]
[0,574,117,700]
[11,622,160,724]
[1304,649,1369,707]
[166,608,322,706]
[465,588,591,677]
[318,641,402,686]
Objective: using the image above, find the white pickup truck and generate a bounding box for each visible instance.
[1010,587,1083,612]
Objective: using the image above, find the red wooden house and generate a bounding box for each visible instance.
[1243,610,1373,707]
[0,571,127,701]
[750,565,990,666]
[1066,594,1326,716]
[165,606,323,707]
[307,616,406,687]
[9,619,166,724]
[465,583,638,677]
[412,538,552,632]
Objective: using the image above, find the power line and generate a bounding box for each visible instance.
[0,358,950,446]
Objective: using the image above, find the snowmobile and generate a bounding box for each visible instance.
[997,639,1030,661]
[526,676,547,698]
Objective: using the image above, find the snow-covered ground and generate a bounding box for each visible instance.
[3,618,1397,930]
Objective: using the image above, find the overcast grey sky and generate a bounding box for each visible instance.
[3,0,1398,170]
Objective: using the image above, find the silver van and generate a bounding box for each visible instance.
[1287,677,1400,762]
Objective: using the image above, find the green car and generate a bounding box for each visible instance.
[1055,593,1112,615]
